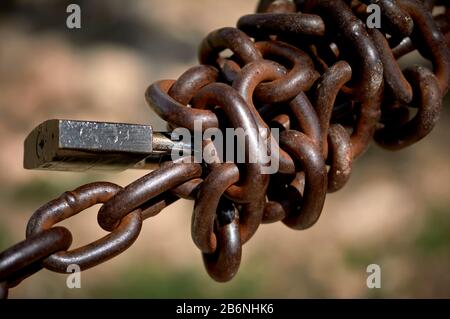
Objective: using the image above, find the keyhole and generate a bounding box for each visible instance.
[39,139,45,150]
[36,132,45,158]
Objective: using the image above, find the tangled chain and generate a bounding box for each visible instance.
[1,0,449,298]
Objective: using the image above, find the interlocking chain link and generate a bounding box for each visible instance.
[1,0,449,298]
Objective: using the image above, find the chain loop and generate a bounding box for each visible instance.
[26,183,142,272]
[191,83,269,204]
[146,80,218,131]
[98,162,201,231]
[1,0,449,294]
[0,227,72,296]
[202,197,241,283]
[375,65,442,149]
[278,130,327,230]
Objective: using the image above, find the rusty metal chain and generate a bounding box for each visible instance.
[1,0,449,298]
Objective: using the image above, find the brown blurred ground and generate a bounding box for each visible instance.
[0,0,449,298]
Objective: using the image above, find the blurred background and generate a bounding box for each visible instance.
[0,0,449,298]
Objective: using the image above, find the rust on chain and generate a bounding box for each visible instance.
[231,60,295,173]
[278,130,327,229]
[359,0,414,39]
[0,227,72,297]
[237,12,326,38]
[303,0,384,101]
[368,28,413,104]
[192,163,240,254]
[314,61,353,158]
[199,27,262,67]
[191,83,270,204]
[1,0,450,296]
[253,40,320,103]
[375,65,442,149]
[146,79,219,131]
[98,162,202,231]
[397,0,450,95]
[26,182,143,272]
[202,197,241,282]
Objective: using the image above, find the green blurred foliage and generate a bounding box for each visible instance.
[415,205,450,255]
[0,223,11,250]
[88,265,263,298]
[3,175,107,208]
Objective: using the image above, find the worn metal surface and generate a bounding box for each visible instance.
[24,119,191,171]
[1,0,450,297]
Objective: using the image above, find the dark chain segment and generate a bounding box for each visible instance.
[1,0,449,298]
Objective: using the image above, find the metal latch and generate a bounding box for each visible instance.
[24,119,191,171]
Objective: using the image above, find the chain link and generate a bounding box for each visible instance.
[1,0,449,297]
